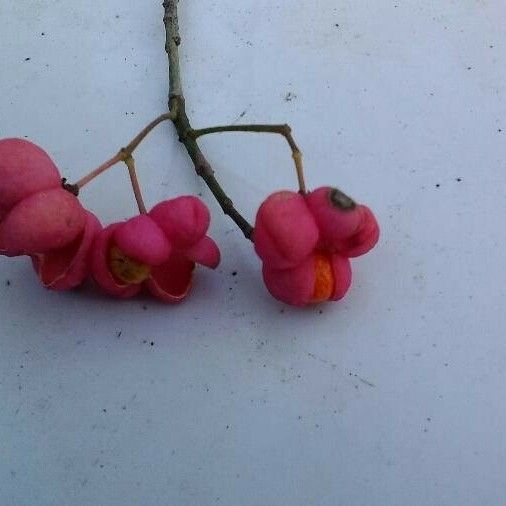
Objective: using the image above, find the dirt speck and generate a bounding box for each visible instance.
[284,91,297,102]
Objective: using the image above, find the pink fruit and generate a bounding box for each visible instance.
[253,187,379,306]
[91,196,220,302]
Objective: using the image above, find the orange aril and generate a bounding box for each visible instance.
[312,252,335,303]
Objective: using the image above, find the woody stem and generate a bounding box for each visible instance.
[163,0,255,240]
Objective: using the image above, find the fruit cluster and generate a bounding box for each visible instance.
[0,137,379,307]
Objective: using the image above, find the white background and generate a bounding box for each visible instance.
[1,1,505,505]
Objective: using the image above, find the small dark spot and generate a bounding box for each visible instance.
[142,305,148,311]
[435,184,440,188]
[116,331,122,338]
[334,23,340,27]
[115,14,120,19]
[150,341,154,346]
[102,408,107,413]
[318,310,323,315]
[284,91,297,102]
[456,178,462,183]
[498,128,502,133]
[41,32,45,36]
[5,280,11,287]
[467,66,472,70]
[99,464,104,469]
[226,425,230,429]
[329,187,356,210]
[239,110,246,118]
[427,417,432,422]
[280,309,285,314]
[490,45,494,49]
[121,405,127,410]
[142,339,147,344]
[24,57,31,61]
[231,271,238,277]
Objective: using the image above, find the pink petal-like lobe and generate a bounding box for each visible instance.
[0,188,85,256]
[147,253,195,303]
[254,191,319,269]
[90,224,141,299]
[113,215,171,266]
[305,186,362,241]
[0,138,61,220]
[305,187,379,257]
[262,255,316,307]
[185,235,220,269]
[340,206,380,258]
[33,211,102,290]
[150,196,210,249]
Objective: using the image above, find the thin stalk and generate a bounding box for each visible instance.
[191,124,307,193]
[124,156,147,214]
[72,111,175,191]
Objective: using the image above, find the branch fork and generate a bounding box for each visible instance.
[69,1,310,239]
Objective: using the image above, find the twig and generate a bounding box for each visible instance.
[163,0,254,240]
[72,112,175,190]
[191,124,306,193]
[162,0,182,99]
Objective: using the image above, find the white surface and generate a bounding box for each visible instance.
[1,1,506,505]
